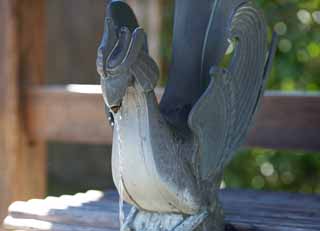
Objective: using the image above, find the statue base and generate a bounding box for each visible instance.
[122,203,224,231]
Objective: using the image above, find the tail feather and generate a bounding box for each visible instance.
[189,2,274,179]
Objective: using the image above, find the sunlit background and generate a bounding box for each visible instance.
[47,0,320,196]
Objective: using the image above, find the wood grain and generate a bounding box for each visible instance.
[4,189,320,231]
[26,86,320,151]
[0,0,46,222]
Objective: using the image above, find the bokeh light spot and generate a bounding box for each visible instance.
[274,22,287,36]
[220,181,226,189]
[260,162,275,177]
[312,11,320,24]
[278,39,292,53]
[281,79,296,91]
[307,42,320,58]
[297,9,312,25]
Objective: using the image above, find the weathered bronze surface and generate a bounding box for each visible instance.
[97,0,276,230]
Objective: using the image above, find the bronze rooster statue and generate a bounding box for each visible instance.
[96,0,276,230]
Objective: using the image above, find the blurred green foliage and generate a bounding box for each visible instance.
[159,0,320,193]
[257,0,320,91]
[225,149,320,193]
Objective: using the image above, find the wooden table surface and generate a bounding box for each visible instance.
[3,189,320,231]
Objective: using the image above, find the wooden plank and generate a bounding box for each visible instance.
[26,85,113,144]
[26,85,320,151]
[0,0,46,222]
[247,91,320,151]
[4,217,116,231]
[4,189,320,231]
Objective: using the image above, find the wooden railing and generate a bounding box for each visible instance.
[26,85,320,151]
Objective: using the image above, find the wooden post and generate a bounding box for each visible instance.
[147,0,161,66]
[127,0,161,65]
[0,0,46,222]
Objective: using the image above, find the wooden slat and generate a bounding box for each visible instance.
[4,189,320,231]
[0,0,46,222]
[248,91,320,151]
[26,85,320,151]
[4,217,116,231]
[26,85,113,144]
